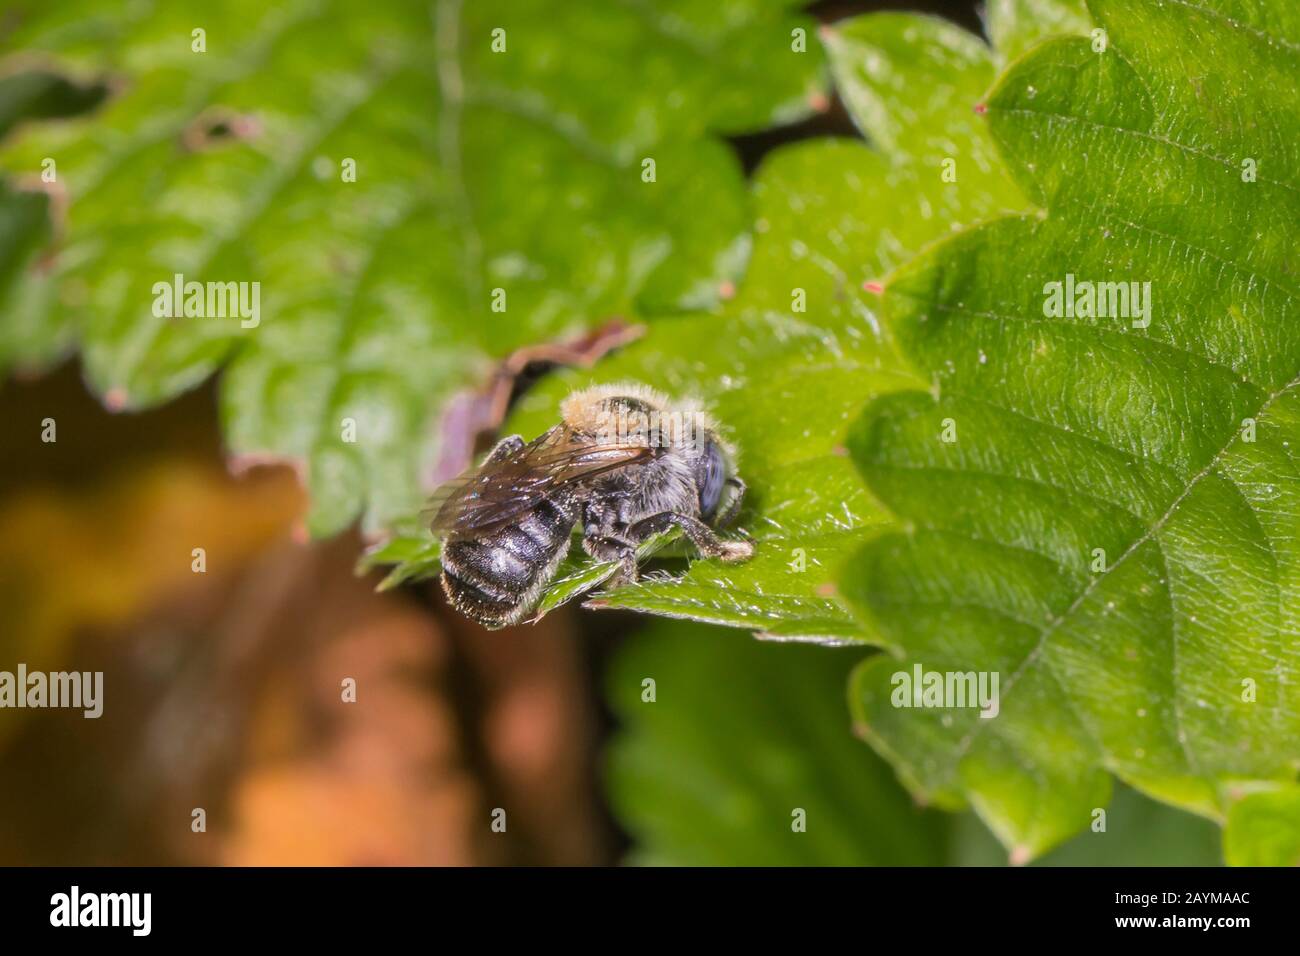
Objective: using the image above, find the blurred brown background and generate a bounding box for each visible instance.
[0,361,631,865]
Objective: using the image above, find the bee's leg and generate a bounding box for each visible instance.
[582,534,638,584]
[713,476,746,528]
[628,512,753,562]
[581,498,639,583]
[485,434,525,464]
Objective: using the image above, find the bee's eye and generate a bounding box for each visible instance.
[697,440,727,519]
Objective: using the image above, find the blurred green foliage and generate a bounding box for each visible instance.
[609,621,1224,865]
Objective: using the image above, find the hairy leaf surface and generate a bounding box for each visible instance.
[846,0,1300,858]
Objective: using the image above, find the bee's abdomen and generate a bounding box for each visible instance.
[440,499,576,628]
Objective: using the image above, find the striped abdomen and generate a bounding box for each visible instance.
[439,497,578,628]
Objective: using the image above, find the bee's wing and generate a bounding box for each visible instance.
[428,427,653,537]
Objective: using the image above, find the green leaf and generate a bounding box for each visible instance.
[357,532,441,591]
[0,60,103,370]
[0,0,826,535]
[0,183,54,370]
[0,69,108,139]
[380,12,1030,637]
[951,779,1222,865]
[985,0,1092,63]
[606,620,949,865]
[845,0,1300,859]
[1224,785,1300,866]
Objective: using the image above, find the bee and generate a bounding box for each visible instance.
[429,383,753,628]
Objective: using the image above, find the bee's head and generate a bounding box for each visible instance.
[560,383,668,441]
[559,382,739,519]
